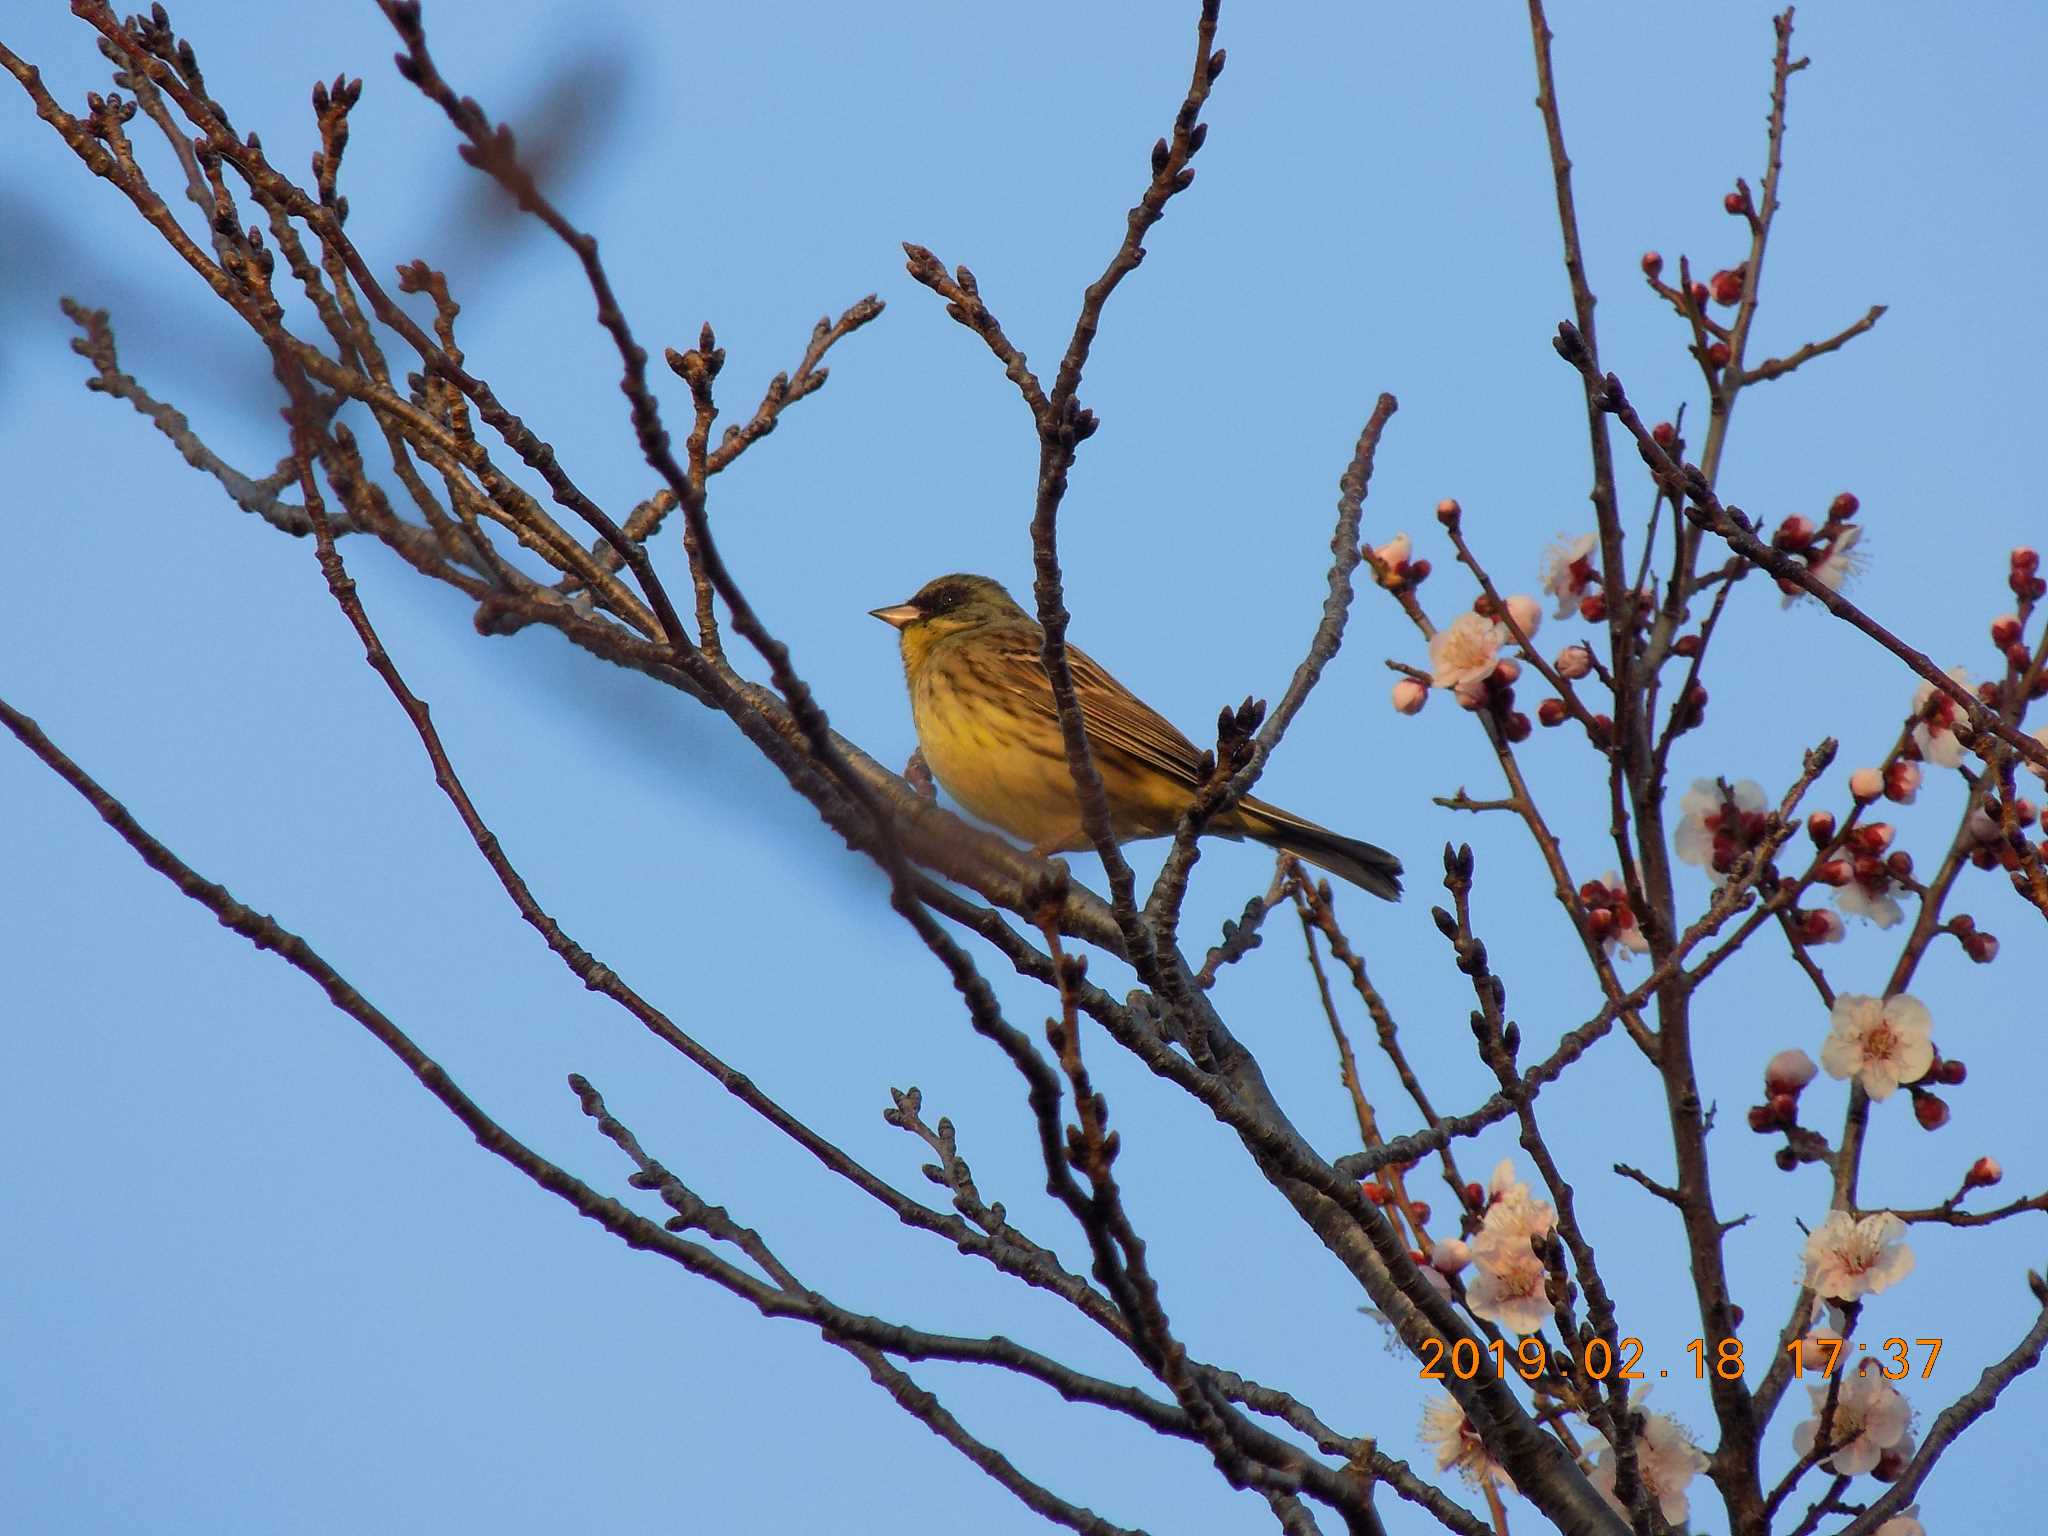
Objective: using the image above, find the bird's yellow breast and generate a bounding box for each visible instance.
[909,650,1090,848]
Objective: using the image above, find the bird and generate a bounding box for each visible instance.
[871,573,1402,901]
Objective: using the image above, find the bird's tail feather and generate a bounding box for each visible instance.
[1236,798,1403,902]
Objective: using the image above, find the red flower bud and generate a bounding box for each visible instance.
[1774,1146,1799,1171]
[1852,854,1887,885]
[1652,420,1677,447]
[1409,1201,1431,1224]
[1538,696,1569,727]
[1966,1155,2003,1189]
[1435,498,1461,526]
[1724,190,1748,215]
[1706,341,1731,369]
[1830,492,1860,519]
[1362,1180,1387,1203]
[1641,250,1664,277]
[1991,614,2022,649]
[1579,591,1607,623]
[1710,268,1745,306]
[2014,546,2041,575]
[1814,859,1853,886]
[1768,1092,1799,1124]
[1807,810,1836,844]
[1913,1091,1950,1131]
[1747,1103,1778,1133]
[1406,557,1433,583]
[1689,280,1710,309]
[1858,822,1894,852]
[1885,850,1914,880]
[1939,1058,1968,1086]
[1963,930,1999,964]
[2007,643,2033,672]
[1774,514,1816,550]
[1503,710,1533,743]
[1673,632,1702,658]
[1465,1181,1485,1209]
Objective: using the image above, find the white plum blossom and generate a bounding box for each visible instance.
[1587,1411,1708,1526]
[1785,523,1864,607]
[1674,778,1768,884]
[1791,1364,1911,1476]
[1802,1211,1915,1302]
[1464,1162,1557,1333]
[1541,531,1598,617]
[1836,878,1906,930]
[1820,994,1934,1100]
[1428,612,1509,707]
[1875,1504,1925,1536]
[1373,530,1411,571]
[1482,1160,1556,1247]
[1420,1392,1514,1491]
[1463,1244,1551,1335]
[1911,667,1972,769]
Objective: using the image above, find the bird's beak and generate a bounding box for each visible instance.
[869,603,920,630]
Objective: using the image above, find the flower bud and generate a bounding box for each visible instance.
[1538,696,1569,727]
[1505,593,1543,638]
[1830,492,1860,519]
[1768,1091,1799,1124]
[1796,909,1845,945]
[1435,498,1461,527]
[1747,1103,1778,1133]
[1885,761,1921,803]
[1579,591,1607,623]
[1724,189,1749,215]
[1689,280,1710,308]
[1406,557,1433,584]
[1966,1155,2003,1189]
[1409,1200,1431,1224]
[1710,267,1745,306]
[1848,767,1883,802]
[1807,810,1836,845]
[1673,632,1702,658]
[1913,1091,1950,1131]
[1814,860,1853,886]
[2014,546,2041,575]
[1774,1146,1799,1172]
[1765,1047,1818,1097]
[1652,420,1677,447]
[1555,645,1592,680]
[1362,1180,1386,1203]
[1430,1237,1471,1273]
[1992,613,2022,648]
[1939,1057,1968,1086]
[1493,658,1522,687]
[1502,710,1533,743]
[1706,341,1731,368]
[1859,822,1894,852]
[1885,850,1914,880]
[1641,250,1664,277]
[1774,514,1816,549]
[1392,677,1428,715]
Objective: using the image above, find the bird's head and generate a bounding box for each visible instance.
[870,574,1029,660]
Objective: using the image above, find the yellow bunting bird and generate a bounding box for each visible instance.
[872,574,1402,900]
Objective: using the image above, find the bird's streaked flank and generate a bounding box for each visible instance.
[872,574,1402,901]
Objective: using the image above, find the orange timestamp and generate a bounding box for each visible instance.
[1418,1335,1945,1383]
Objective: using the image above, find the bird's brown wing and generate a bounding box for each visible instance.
[976,623,1207,789]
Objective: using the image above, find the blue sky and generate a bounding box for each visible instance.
[3,3,2044,1532]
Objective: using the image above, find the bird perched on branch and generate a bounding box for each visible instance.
[871,574,1402,900]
